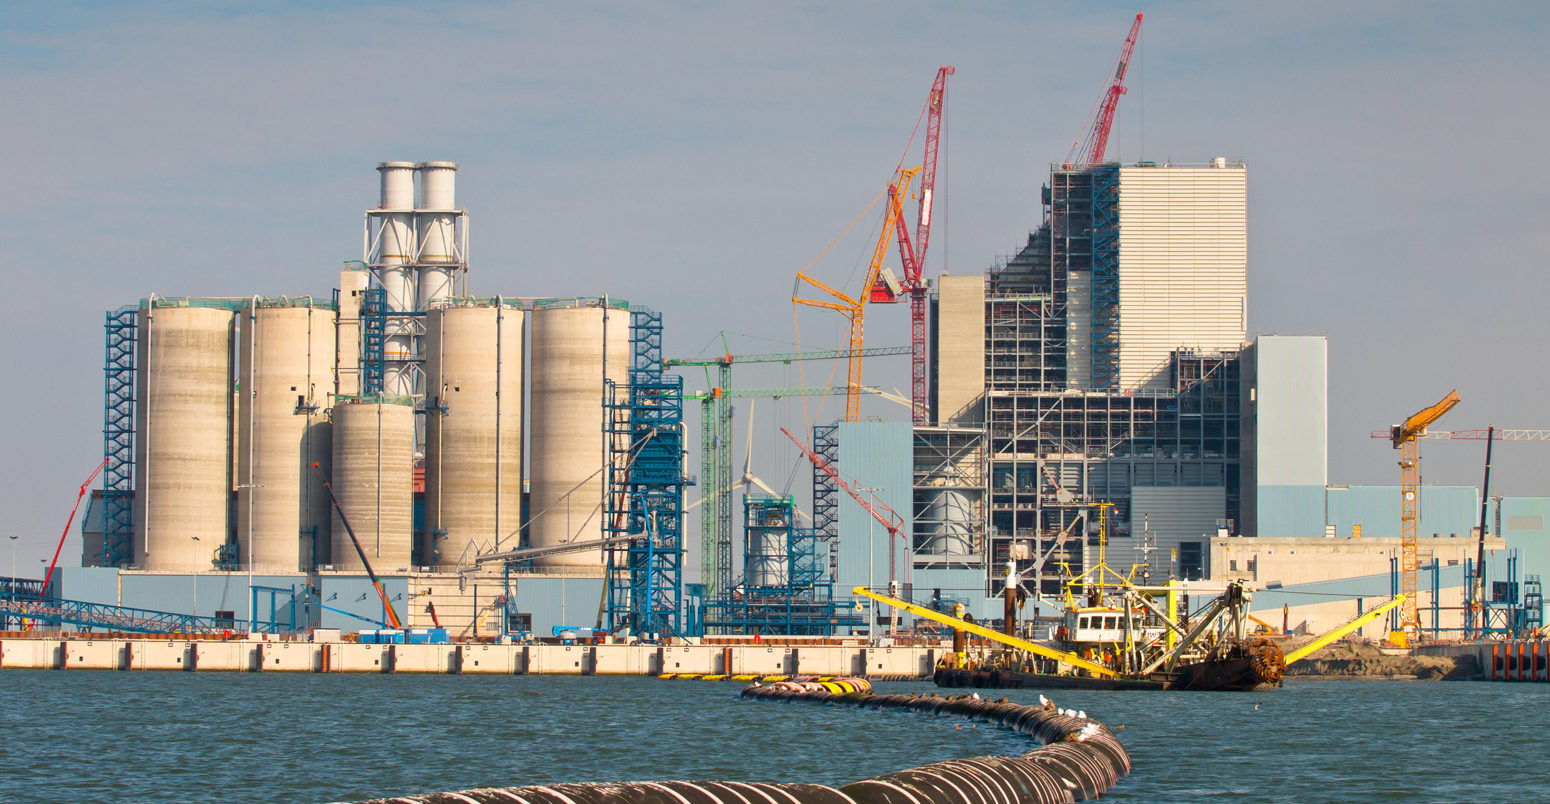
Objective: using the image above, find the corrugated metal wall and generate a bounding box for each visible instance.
[1129,486,1226,574]
[1325,485,1479,540]
[1115,165,1247,390]
[837,423,915,598]
[1500,497,1550,583]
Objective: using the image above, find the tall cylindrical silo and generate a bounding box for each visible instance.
[134,303,235,572]
[415,161,458,311]
[528,305,629,569]
[424,300,523,569]
[236,303,337,572]
[376,161,417,398]
[330,399,414,573]
[915,490,976,558]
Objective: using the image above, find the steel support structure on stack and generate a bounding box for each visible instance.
[101,306,138,567]
[604,308,687,637]
[360,286,387,396]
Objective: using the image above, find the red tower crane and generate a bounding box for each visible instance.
[1071,13,1143,167]
[868,66,953,425]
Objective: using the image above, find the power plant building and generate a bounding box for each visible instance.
[920,160,1250,591]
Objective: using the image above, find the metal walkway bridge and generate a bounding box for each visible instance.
[0,590,288,636]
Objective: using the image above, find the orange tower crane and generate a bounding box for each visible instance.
[1367,425,1550,635]
[1387,390,1460,641]
[794,168,917,422]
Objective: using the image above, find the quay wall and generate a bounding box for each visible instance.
[0,637,938,677]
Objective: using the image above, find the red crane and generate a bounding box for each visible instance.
[40,457,109,594]
[869,66,953,425]
[1071,13,1143,166]
[781,427,906,590]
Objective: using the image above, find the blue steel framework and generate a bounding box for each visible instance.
[102,306,138,567]
[0,590,285,635]
[604,308,687,637]
[811,424,841,583]
[701,494,856,635]
[360,286,387,395]
[1089,164,1120,389]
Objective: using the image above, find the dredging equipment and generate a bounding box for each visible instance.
[856,584,1405,692]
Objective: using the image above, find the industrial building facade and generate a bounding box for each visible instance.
[920,160,1249,595]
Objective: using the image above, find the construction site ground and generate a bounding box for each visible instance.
[1282,637,1481,681]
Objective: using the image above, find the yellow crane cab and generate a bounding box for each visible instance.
[1057,606,1161,646]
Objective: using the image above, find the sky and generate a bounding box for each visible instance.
[1,0,1546,571]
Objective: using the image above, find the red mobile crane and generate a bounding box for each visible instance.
[38,457,109,596]
[1070,13,1144,167]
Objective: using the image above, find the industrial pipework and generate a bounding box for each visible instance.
[345,684,1131,803]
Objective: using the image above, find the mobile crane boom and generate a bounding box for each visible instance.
[312,462,402,629]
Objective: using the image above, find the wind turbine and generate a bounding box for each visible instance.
[685,400,810,521]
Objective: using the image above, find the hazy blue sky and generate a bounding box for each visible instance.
[2,1,1546,569]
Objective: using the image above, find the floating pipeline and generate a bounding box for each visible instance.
[658,674,875,694]
[342,683,1129,804]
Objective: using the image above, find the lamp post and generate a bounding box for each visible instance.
[236,482,262,633]
[860,487,883,644]
[190,536,201,619]
[9,534,17,583]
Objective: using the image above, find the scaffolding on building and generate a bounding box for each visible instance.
[101,306,137,567]
[603,308,687,638]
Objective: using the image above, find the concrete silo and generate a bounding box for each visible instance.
[133,302,235,572]
[236,301,337,572]
[527,304,629,569]
[330,398,414,573]
[423,300,523,569]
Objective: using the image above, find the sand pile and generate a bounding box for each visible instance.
[1283,639,1477,680]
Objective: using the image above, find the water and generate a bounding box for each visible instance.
[1,673,1546,803]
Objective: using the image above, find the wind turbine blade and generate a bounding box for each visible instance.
[748,475,812,522]
[742,399,757,476]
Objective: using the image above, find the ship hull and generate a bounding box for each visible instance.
[934,655,1281,692]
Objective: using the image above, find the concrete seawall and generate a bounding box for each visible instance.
[0,637,937,677]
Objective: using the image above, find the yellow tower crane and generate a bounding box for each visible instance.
[1389,389,1460,643]
[794,167,918,422]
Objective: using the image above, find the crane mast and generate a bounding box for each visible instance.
[1387,390,1461,642]
[1073,13,1143,166]
[876,66,953,425]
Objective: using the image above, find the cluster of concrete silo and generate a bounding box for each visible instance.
[127,162,632,578]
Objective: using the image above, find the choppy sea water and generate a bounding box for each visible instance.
[1,672,1546,803]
